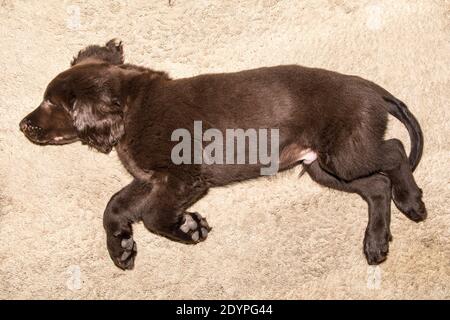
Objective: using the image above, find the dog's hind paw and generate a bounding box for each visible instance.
[364,231,390,265]
[404,198,427,222]
[393,188,427,222]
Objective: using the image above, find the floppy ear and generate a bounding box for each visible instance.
[71,98,124,154]
[71,39,124,66]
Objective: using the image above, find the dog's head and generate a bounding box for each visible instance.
[20,39,143,153]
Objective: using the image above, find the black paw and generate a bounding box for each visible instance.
[177,212,211,244]
[393,188,427,222]
[364,231,390,265]
[107,234,137,270]
[404,198,427,222]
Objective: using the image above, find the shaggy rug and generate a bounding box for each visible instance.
[0,0,448,299]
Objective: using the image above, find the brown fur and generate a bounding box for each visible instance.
[19,40,427,270]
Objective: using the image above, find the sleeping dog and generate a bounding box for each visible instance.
[20,39,426,270]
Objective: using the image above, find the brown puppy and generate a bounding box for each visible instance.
[20,39,426,270]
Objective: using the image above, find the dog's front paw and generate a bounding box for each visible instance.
[364,231,390,265]
[177,212,211,244]
[107,234,137,270]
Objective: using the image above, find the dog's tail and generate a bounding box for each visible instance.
[383,96,424,172]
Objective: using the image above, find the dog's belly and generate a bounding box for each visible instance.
[201,143,318,186]
[279,143,318,168]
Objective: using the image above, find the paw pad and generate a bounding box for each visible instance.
[179,212,211,243]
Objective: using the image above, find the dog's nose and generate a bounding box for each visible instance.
[19,118,32,132]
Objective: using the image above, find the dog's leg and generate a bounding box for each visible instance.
[305,162,392,264]
[104,174,209,270]
[380,139,427,222]
[140,174,211,244]
[103,179,152,270]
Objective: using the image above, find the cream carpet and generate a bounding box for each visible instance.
[0,0,449,299]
